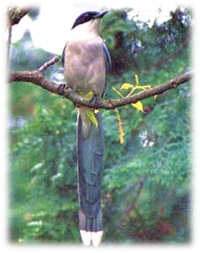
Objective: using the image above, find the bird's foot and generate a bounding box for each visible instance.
[58,83,69,94]
[90,93,100,109]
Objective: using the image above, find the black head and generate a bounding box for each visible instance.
[72,11,108,29]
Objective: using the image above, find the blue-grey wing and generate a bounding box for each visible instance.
[103,43,111,75]
[102,43,111,97]
[61,44,67,67]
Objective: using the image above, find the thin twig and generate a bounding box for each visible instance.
[5,26,12,70]
[38,56,59,72]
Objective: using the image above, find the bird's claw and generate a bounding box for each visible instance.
[90,93,100,108]
[58,83,68,94]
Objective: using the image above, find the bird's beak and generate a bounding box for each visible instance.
[95,10,108,19]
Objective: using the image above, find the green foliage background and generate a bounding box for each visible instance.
[9,7,192,244]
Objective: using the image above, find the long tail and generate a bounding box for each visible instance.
[77,109,105,247]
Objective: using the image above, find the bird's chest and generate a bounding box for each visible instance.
[64,37,105,95]
[68,40,101,65]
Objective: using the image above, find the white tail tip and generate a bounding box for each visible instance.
[80,230,103,247]
[92,231,103,247]
[80,230,92,246]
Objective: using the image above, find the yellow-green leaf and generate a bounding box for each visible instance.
[86,110,98,128]
[120,83,134,90]
[78,91,94,99]
[84,91,94,99]
[131,101,145,113]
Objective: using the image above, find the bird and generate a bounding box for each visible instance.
[62,11,111,247]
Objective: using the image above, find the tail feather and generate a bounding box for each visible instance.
[79,209,103,247]
[77,110,104,246]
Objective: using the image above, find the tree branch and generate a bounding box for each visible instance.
[7,6,31,27]
[9,57,194,110]
[7,7,32,66]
